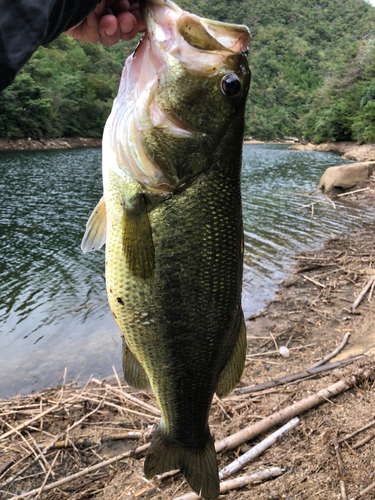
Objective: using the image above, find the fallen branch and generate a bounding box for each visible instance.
[7,443,150,499]
[219,418,299,480]
[239,355,364,394]
[173,468,284,500]
[91,378,161,416]
[217,369,371,454]
[352,277,375,311]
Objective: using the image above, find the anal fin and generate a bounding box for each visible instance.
[122,337,151,390]
[122,194,155,279]
[215,311,246,399]
[81,197,107,253]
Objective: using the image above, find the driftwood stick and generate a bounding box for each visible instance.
[91,378,161,416]
[352,277,375,311]
[352,431,375,450]
[217,375,363,454]
[338,419,375,444]
[0,395,78,442]
[173,468,284,500]
[309,333,351,369]
[219,418,299,480]
[239,355,364,394]
[368,278,375,302]
[7,443,150,499]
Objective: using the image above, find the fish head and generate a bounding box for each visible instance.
[105,0,251,192]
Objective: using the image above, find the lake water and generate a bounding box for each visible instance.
[0,145,372,397]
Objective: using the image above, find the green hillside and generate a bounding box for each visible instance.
[1,0,375,142]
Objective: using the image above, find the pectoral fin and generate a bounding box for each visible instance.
[81,197,107,253]
[122,338,151,390]
[122,194,155,279]
[215,312,246,399]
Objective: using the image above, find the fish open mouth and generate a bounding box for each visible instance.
[106,0,250,191]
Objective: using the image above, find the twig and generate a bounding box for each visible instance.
[352,431,375,450]
[338,419,375,443]
[219,418,299,480]
[35,451,60,499]
[239,355,365,394]
[0,395,78,442]
[217,369,371,454]
[309,333,351,368]
[7,443,150,499]
[40,431,143,451]
[91,378,160,416]
[368,278,375,302]
[302,275,326,288]
[337,187,370,197]
[350,480,375,499]
[352,277,375,311]
[173,468,284,500]
[333,434,346,500]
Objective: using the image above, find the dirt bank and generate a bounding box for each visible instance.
[1,193,375,500]
[0,137,102,151]
[289,141,375,162]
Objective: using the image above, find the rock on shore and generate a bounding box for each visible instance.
[288,141,375,162]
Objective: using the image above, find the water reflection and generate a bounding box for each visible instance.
[0,145,372,397]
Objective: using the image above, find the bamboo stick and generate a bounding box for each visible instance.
[173,468,284,500]
[219,418,299,480]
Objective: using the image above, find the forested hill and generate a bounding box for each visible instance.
[1,0,375,142]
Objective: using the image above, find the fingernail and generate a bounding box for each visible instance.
[121,17,135,34]
[105,21,117,37]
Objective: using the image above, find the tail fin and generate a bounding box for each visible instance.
[144,425,219,500]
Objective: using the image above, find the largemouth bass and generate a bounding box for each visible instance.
[82,1,250,498]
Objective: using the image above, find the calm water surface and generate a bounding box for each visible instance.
[0,145,372,397]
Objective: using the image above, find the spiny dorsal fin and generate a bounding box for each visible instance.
[122,194,155,279]
[81,197,107,253]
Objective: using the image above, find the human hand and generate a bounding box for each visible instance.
[64,0,146,46]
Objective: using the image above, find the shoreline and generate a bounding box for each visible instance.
[1,137,375,163]
[0,137,102,151]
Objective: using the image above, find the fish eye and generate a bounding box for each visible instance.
[221,74,242,98]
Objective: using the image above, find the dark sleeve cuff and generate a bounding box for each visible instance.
[0,0,99,92]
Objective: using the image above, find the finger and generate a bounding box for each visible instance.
[99,14,122,46]
[117,11,139,41]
